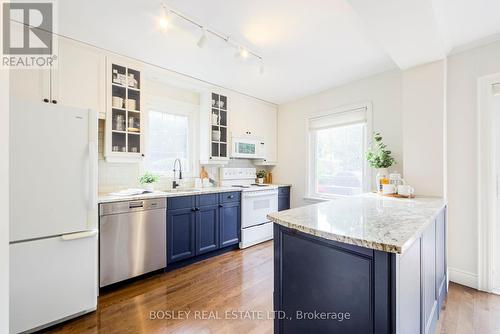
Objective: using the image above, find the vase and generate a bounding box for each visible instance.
[375,168,389,193]
[257,178,264,184]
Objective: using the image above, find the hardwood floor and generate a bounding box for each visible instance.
[44,242,274,334]
[436,282,500,334]
[43,241,500,334]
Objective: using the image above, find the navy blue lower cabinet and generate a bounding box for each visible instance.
[167,207,196,263]
[274,224,391,334]
[167,193,242,265]
[196,205,219,255]
[278,186,291,211]
[219,202,240,248]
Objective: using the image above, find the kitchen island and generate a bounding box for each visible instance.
[267,194,447,334]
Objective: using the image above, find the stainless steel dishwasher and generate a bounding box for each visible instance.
[99,198,166,287]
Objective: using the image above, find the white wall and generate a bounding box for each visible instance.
[97,57,278,193]
[402,60,446,197]
[275,69,403,208]
[1,57,10,334]
[447,40,500,288]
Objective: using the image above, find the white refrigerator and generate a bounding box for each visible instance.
[9,100,98,333]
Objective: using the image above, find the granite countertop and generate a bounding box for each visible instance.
[267,193,446,254]
[98,187,240,203]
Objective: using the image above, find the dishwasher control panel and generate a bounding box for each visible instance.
[100,198,166,216]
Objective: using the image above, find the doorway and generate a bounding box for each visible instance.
[478,73,500,294]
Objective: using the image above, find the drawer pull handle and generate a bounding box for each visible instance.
[129,201,144,208]
[228,195,234,199]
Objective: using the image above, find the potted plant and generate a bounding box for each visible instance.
[366,132,395,192]
[139,172,159,192]
[256,170,267,184]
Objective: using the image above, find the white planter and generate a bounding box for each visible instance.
[143,183,154,192]
[257,178,264,184]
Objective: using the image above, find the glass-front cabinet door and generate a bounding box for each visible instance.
[105,59,143,162]
[210,93,228,160]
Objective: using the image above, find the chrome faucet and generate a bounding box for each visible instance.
[172,158,183,189]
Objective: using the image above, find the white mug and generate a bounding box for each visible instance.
[397,185,414,197]
[382,184,396,195]
[194,178,202,189]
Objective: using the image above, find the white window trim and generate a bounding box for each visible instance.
[305,102,373,200]
[143,95,199,178]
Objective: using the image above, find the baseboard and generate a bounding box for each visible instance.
[448,267,478,289]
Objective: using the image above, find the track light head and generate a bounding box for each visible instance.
[197,28,207,48]
[239,47,249,59]
[159,5,170,31]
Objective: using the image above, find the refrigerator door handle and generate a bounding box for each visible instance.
[61,230,97,241]
[88,142,98,210]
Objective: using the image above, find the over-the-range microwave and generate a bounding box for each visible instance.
[231,137,265,159]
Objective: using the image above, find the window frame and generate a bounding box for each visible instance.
[305,102,373,200]
[143,95,199,177]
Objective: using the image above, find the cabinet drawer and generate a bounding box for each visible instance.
[278,186,290,196]
[168,196,195,210]
[219,191,241,203]
[198,194,218,207]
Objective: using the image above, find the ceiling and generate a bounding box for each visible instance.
[57,0,500,104]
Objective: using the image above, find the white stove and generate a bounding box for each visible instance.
[220,168,278,248]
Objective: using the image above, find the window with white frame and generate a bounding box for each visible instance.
[308,105,370,198]
[144,97,197,176]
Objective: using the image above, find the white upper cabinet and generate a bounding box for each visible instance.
[10,35,105,118]
[54,38,106,118]
[9,24,50,104]
[229,93,278,163]
[9,65,50,104]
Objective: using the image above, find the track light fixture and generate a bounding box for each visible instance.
[158,2,264,74]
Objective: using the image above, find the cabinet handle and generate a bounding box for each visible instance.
[196,207,200,211]
[228,195,234,199]
[52,100,57,104]
[192,208,196,212]
[219,204,223,208]
[43,98,49,103]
